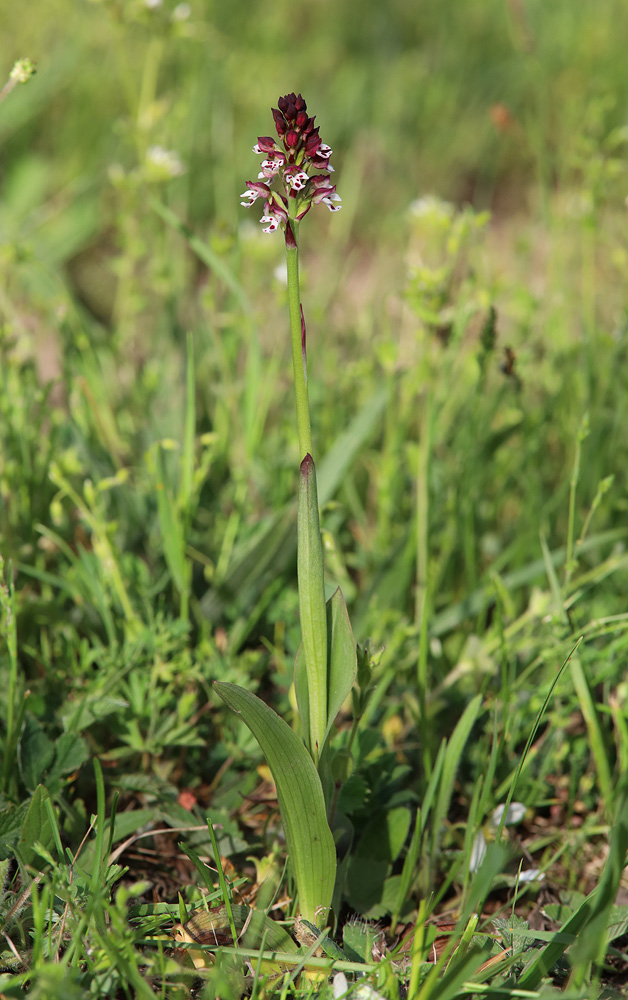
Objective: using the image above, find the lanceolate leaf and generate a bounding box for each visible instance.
[214,682,335,925]
[297,454,328,762]
[324,587,357,747]
[294,642,310,751]
[295,587,357,755]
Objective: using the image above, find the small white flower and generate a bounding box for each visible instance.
[273,262,288,285]
[172,2,191,19]
[469,831,487,872]
[409,195,454,219]
[10,59,36,83]
[492,803,526,827]
[323,192,342,212]
[144,0,162,8]
[145,145,185,179]
[318,143,333,158]
[285,170,309,191]
[518,868,544,884]
[332,972,386,1000]
[260,215,280,233]
[258,159,282,179]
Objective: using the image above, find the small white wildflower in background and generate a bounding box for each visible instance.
[10,58,37,84]
[470,830,487,872]
[1,58,36,106]
[172,2,191,20]
[274,262,288,285]
[518,868,544,883]
[409,194,454,220]
[333,973,385,1000]
[144,0,162,7]
[469,801,543,883]
[492,802,526,827]
[145,145,186,182]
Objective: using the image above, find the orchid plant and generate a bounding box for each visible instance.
[214,94,357,928]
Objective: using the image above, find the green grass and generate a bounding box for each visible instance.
[2,0,628,996]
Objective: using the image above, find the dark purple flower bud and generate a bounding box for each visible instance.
[296,110,308,130]
[255,136,277,153]
[272,109,287,135]
[310,185,334,203]
[304,133,322,157]
[308,173,331,190]
[285,129,299,148]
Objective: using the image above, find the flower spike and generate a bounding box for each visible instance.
[241,93,341,239]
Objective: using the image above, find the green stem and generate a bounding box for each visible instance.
[285,224,313,461]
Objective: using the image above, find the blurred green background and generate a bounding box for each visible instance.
[4,0,628,289]
[2,0,628,666]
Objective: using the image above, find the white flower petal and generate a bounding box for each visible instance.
[333,973,349,999]
[491,803,526,827]
[518,868,544,884]
[323,193,342,211]
[469,831,487,872]
[260,215,279,233]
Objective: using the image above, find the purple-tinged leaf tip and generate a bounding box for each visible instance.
[300,452,314,477]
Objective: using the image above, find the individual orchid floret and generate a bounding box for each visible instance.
[241,93,341,239]
[240,180,270,206]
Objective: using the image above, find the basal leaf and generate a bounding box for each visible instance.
[214,681,335,924]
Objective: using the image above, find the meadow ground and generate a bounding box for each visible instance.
[2,1,628,997]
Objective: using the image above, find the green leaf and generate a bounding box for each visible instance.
[0,800,30,859]
[357,807,412,864]
[297,455,328,762]
[51,732,90,776]
[294,642,310,749]
[18,716,55,791]
[214,682,335,925]
[343,918,381,963]
[324,587,357,748]
[295,587,357,756]
[430,694,482,858]
[17,785,55,868]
